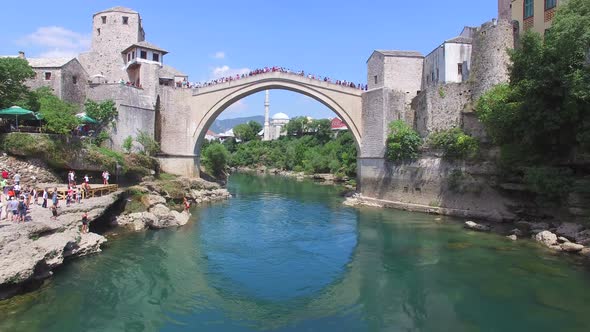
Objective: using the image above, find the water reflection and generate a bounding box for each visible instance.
[0,174,589,331]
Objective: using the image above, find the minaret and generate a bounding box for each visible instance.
[263,90,270,141]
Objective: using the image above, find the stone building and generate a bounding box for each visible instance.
[26,55,88,105]
[509,0,563,37]
[1,52,89,105]
[421,27,476,89]
[267,113,290,140]
[75,6,187,150]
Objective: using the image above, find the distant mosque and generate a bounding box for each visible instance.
[262,90,290,141]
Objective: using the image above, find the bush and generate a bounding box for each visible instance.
[385,120,422,162]
[202,143,229,177]
[122,136,133,153]
[136,130,160,156]
[428,128,479,160]
[524,167,574,201]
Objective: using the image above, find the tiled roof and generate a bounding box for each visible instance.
[27,57,75,68]
[94,6,138,16]
[159,65,187,79]
[445,36,473,44]
[375,50,424,58]
[122,41,168,54]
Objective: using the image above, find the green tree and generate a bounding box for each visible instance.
[37,87,80,135]
[202,143,229,176]
[84,99,118,123]
[284,116,309,136]
[136,130,160,156]
[233,123,256,142]
[385,120,422,162]
[307,119,332,142]
[476,0,590,161]
[0,57,35,109]
[247,121,262,137]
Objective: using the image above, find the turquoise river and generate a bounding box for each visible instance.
[1,173,590,331]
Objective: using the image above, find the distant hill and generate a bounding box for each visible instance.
[210,116,265,134]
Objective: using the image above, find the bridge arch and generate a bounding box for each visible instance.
[190,73,363,157]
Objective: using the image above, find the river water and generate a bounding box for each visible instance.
[1,173,589,331]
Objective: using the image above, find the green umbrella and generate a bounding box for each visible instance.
[0,106,37,128]
[76,112,99,124]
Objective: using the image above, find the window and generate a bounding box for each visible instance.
[72,76,78,84]
[44,72,52,80]
[436,68,439,81]
[458,63,463,76]
[524,0,534,18]
[122,16,129,25]
[152,53,160,62]
[545,0,557,10]
[127,53,131,62]
[373,75,377,84]
[101,16,106,24]
[132,51,135,59]
[97,28,100,36]
[140,51,147,59]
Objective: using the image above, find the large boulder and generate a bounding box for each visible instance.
[575,230,590,246]
[147,204,177,229]
[534,231,558,247]
[170,211,190,226]
[555,223,584,241]
[464,221,491,232]
[140,194,166,209]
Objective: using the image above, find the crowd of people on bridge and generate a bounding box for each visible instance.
[178,66,368,91]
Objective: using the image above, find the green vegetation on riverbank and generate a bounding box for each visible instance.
[0,132,158,180]
[202,129,357,179]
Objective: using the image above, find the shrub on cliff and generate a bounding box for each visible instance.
[202,143,229,177]
[524,167,574,201]
[385,120,422,162]
[428,128,479,160]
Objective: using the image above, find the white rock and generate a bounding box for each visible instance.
[560,242,585,252]
[534,231,558,247]
[557,236,570,243]
[464,221,491,232]
[506,235,517,241]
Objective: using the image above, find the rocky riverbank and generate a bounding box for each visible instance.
[0,192,121,300]
[113,175,231,232]
[346,194,590,261]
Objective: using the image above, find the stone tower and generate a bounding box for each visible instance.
[79,6,145,83]
[263,90,270,141]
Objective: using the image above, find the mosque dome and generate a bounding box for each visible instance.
[272,112,289,120]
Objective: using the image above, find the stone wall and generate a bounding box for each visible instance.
[26,60,88,106]
[26,68,63,100]
[60,60,89,105]
[469,20,513,100]
[383,56,424,103]
[360,88,406,158]
[358,156,515,221]
[80,9,143,83]
[412,83,471,137]
[87,84,155,150]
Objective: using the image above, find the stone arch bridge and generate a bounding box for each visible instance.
[158,71,382,177]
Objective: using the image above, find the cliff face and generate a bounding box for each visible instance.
[0,193,121,300]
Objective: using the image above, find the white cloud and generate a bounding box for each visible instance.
[18,26,90,58]
[212,51,225,59]
[211,65,250,79]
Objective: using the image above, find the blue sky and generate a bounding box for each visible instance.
[0,0,496,120]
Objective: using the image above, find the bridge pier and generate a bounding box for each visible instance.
[158,154,200,178]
